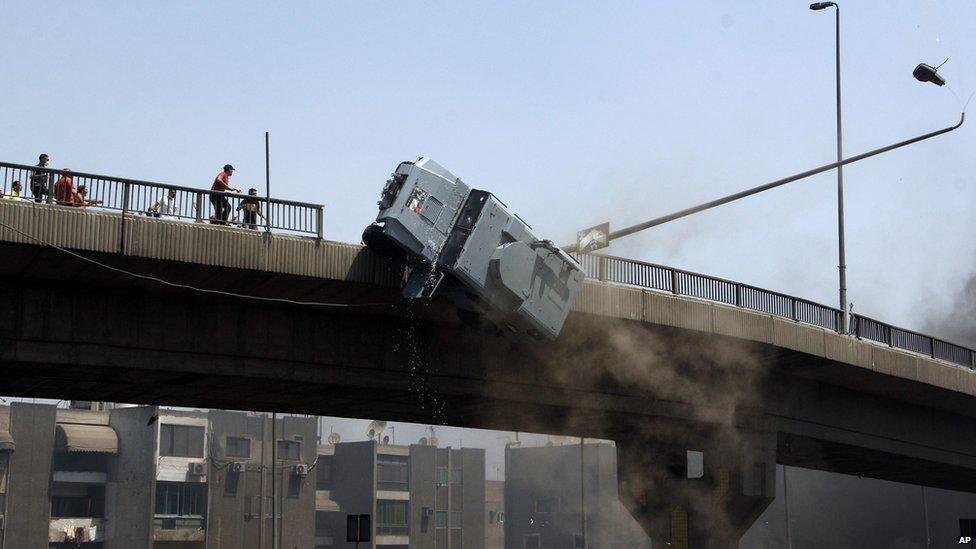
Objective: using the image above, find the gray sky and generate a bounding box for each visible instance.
[2,1,975,477]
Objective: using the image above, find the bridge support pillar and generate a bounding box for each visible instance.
[616,423,777,548]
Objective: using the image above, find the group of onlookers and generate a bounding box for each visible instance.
[1,154,266,230]
[1,153,99,207]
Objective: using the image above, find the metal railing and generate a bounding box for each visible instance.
[0,161,324,237]
[154,516,205,530]
[574,252,976,369]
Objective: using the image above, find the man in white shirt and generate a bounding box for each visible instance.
[149,188,179,218]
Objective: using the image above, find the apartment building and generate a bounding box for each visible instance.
[0,402,316,549]
[315,441,487,549]
[505,442,651,549]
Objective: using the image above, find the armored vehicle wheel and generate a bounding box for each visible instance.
[362,224,405,262]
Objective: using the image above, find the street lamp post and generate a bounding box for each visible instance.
[810,1,848,333]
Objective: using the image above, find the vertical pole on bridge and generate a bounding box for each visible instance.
[265,131,272,233]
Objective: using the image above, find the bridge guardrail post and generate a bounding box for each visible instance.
[120,182,131,254]
[790,299,797,322]
[46,173,54,204]
[735,284,742,307]
[929,337,936,358]
[598,256,607,282]
[971,350,975,369]
[121,182,130,216]
[670,269,680,295]
[195,192,204,223]
[316,207,324,239]
[885,325,893,347]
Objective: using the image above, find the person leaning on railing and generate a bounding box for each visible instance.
[73,185,102,208]
[210,164,241,225]
[148,188,179,219]
[53,168,80,205]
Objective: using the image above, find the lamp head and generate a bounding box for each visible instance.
[913,63,946,86]
[809,2,836,10]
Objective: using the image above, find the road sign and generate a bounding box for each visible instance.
[577,222,610,252]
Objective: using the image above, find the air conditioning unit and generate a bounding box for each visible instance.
[188,462,207,476]
[229,462,246,474]
[293,463,309,477]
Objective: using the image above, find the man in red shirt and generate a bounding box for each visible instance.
[210,164,241,224]
[53,168,80,205]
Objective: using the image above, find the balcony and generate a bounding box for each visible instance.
[49,518,105,543]
[153,516,206,542]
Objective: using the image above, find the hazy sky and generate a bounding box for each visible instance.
[2,2,975,477]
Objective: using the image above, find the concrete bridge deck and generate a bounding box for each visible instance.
[0,199,971,403]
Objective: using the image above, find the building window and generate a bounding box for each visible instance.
[226,436,251,458]
[524,534,541,549]
[377,500,409,535]
[435,510,448,528]
[50,485,105,518]
[535,498,554,513]
[450,511,461,528]
[377,455,409,491]
[316,456,333,489]
[450,468,462,484]
[276,440,301,461]
[435,467,449,485]
[155,481,207,517]
[159,424,205,458]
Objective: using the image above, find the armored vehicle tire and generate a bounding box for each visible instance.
[362,224,406,262]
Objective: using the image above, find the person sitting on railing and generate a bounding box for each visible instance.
[210,164,241,225]
[149,188,179,219]
[29,153,50,203]
[73,185,102,208]
[2,181,23,200]
[53,168,80,205]
[236,188,265,230]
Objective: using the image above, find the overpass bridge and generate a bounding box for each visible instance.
[1,164,975,547]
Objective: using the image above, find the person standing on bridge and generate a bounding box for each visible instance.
[29,153,50,203]
[210,164,240,225]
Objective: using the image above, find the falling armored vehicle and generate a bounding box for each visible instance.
[363,157,585,341]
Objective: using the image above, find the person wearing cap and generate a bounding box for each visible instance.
[210,164,240,225]
[29,153,50,203]
[3,181,23,200]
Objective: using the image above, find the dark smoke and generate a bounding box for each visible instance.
[925,273,976,348]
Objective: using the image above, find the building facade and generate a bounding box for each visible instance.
[0,402,317,549]
[316,441,487,549]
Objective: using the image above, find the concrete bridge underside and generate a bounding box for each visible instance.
[2,203,976,546]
